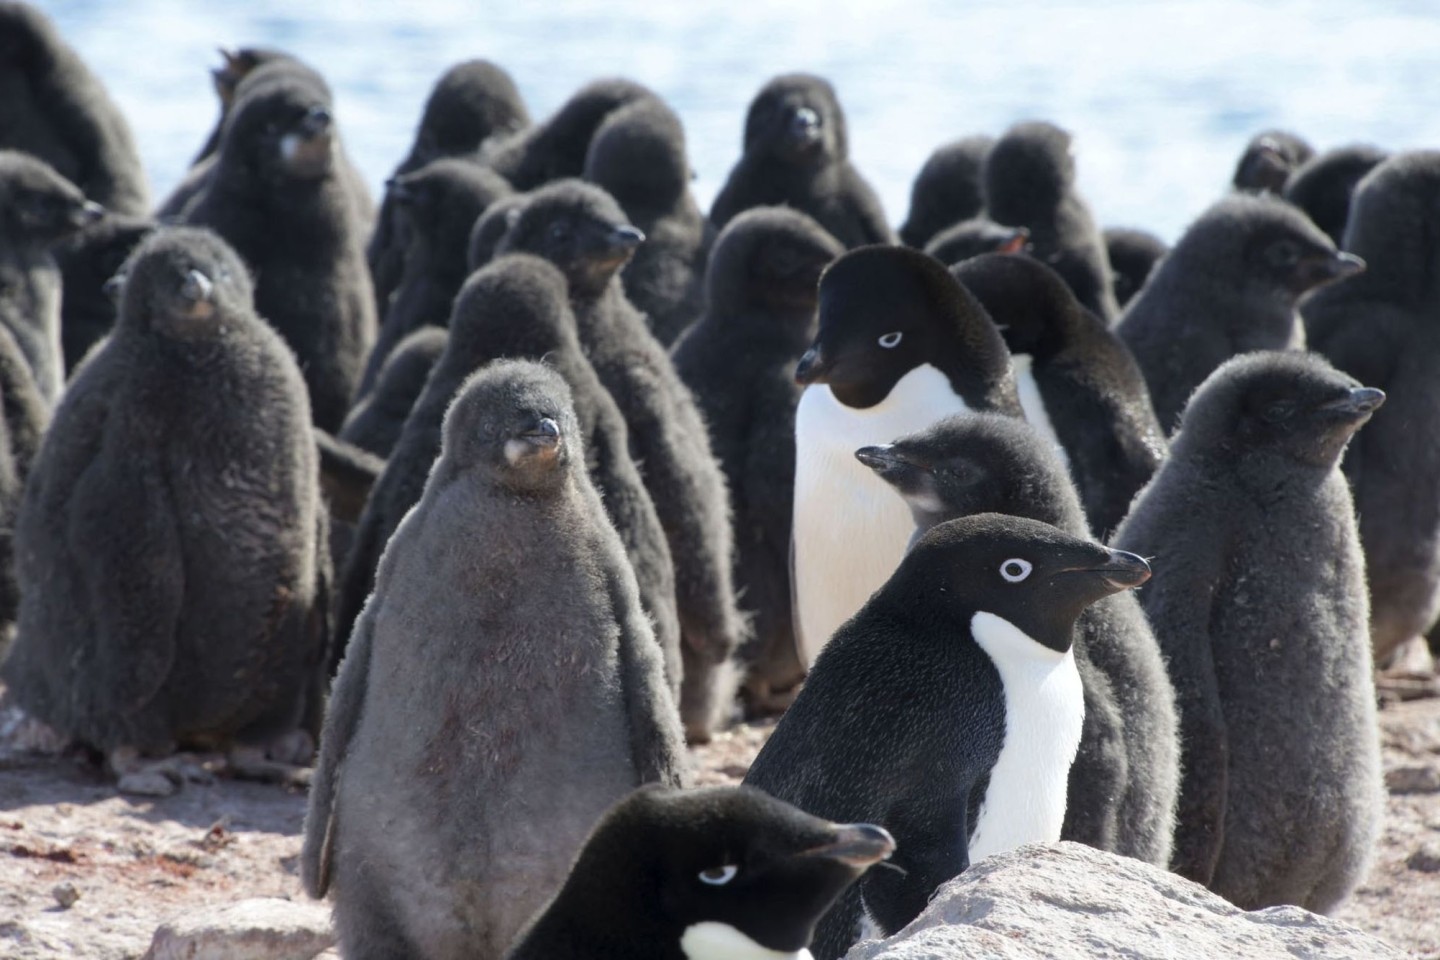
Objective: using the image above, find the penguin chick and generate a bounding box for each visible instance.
[505,785,895,960]
[1304,150,1440,663]
[183,62,377,432]
[54,212,155,372]
[2,226,328,763]
[1282,144,1389,248]
[709,73,893,249]
[791,245,1020,664]
[1115,193,1362,432]
[671,207,844,712]
[357,157,512,396]
[498,180,745,743]
[339,325,447,459]
[746,513,1150,960]
[951,252,1167,537]
[303,360,687,960]
[190,47,294,166]
[585,96,711,346]
[898,134,994,249]
[368,59,529,322]
[1102,226,1168,309]
[467,193,530,272]
[983,120,1119,321]
[0,150,105,402]
[481,77,659,190]
[923,217,1029,267]
[1232,129,1314,194]
[857,412,1180,866]
[0,2,149,215]
[1113,351,1383,911]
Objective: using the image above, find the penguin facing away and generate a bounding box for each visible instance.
[339,325,447,460]
[923,217,1029,267]
[856,412,1180,866]
[1282,144,1389,248]
[1113,351,1384,911]
[746,513,1150,960]
[504,785,895,960]
[898,134,994,249]
[1102,226,1168,309]
[791,244,1020,664]
[304,360,688,960]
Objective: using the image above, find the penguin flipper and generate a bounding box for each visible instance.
[301,601,377,898]
[610,567,690,788]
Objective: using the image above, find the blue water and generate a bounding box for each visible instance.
[36,0,1440,242]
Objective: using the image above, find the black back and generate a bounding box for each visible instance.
[899,135,994,249]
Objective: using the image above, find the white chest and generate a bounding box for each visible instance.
[1011,353,1070,469]
[681,922,814,960]
[965,612,1085,862]
[792,364,972,665]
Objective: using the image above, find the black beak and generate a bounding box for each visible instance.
[794,345,829,386]
[608,224,645,253]
[854,444,922,482]
[181,269,214,305]
[298,106,333,139]
[1090,550,1152,591]
[1293,250,1366,290]
[520,417,561,448]
[998,227,1030,255]
[798,823,895,869]
[1320,386,1386,418]
[70,200,105,229]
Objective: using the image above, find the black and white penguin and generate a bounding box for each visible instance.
[791,245,1019,663]
[504,785,895,960]
[746,513,1150,960]
[950,252,1167,537]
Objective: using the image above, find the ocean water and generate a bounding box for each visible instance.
[35,0,1440,242]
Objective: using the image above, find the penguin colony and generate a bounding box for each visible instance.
[0,4,1423,957]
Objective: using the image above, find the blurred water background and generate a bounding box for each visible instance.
[35,0,1440,242]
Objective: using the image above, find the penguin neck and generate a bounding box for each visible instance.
[964,611,1084,863]
[1009,353,1071,470]
[680,922,814,960]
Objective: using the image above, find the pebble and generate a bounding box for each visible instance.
[1406,843,1440,873]
[1384,764,1440,794]
[52,882,81,909]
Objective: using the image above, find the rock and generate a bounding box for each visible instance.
[141,898,334,960]
[845,842,1408,960]
[50,882,79,909]
[1406,843,1440,873]
[117,770,180,797]
[1385,764,1440,794]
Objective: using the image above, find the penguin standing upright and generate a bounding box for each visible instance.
[1113,351,1383,912]
[504,786,894,960]
[791,246,1019,663]
[951,252,1167,537]
[898,135,994,249]
[747,513,1150,960]
[858,412,1180,865]
[1282,144,1389,247]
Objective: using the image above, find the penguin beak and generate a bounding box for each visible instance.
[798,823,895,869]
[1087,549,1152,591]
[1320,386,1386,418]
[997,227,1030,255]
[606,224,646,255]
[69,200,105,229]
[298,105,333,139]
[794,345,831,385]
[585,223,645,270]
[787,106,821,147]
[854,444,925,484]
[520,417,561,448]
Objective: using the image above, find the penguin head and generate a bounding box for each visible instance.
[55,214,155,326]
[1340,150,1440,304]
[468,194,530,272]
[924,217,1030,268]
[0,150,104,245]
[512,786,894,958]
[115,227,255,341]
[411,59,529,162]
[0,3,58,67]
[222,63,337,184]
[441,359,580,493]
[951,252,1090,359]
[1281,144,1388,247]
[743,73,847,164]
[983,121,1077,225]
[448,254,579,369]
[532,78,659,183]
[497,179,644,299]
[897,513,1150,654]
[1174,351,1384,470]
[858,413,1074,535]
[584,97,691,218]
[796,245,1010,409]
[387,158,512,261]
[211,47,290,108]
[1232,129,1314,194]
[1103,227,1168,307]
[899,135,994,248]
[705,207,843,319]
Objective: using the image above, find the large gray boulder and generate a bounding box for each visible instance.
[845,842,1404,960]
[141,898,334,960]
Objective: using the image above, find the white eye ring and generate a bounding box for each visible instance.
[1000,558,1032,583]
[878,331,903,348]
[698,864,738,886]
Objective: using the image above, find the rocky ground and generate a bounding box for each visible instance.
[0,697,1436,959]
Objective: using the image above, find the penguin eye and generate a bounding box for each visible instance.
[698,864,738,886]
[999,558,1032,583]
[1266,240,1300,268]
[548,223,570,242]
[877,331,903,349]
[1262,401,1294,424]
